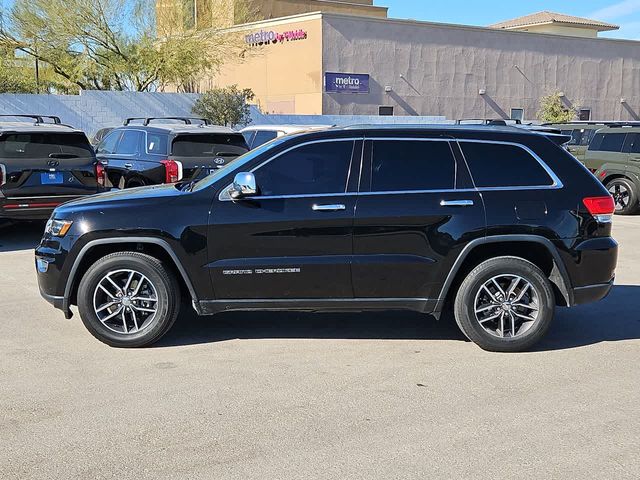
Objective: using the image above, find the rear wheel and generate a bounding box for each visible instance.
[454,257,555,352]
[77,252,181,347]
[606,178,638,215]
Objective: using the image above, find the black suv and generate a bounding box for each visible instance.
[0,115,104,220]
[36,125,617,352]
[94,117,249,189]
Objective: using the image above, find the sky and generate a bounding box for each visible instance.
[376,0,640,40]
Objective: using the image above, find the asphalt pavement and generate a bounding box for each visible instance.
[1,218,639,479]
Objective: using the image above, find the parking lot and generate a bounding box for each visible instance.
[0,218,638,479]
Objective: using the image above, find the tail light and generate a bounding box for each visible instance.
[160,160,183,183]
[95,162,106,187]
[583,196,615,223]
[0,164,5,186]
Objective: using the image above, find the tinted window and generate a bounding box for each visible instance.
[242,131,256,148]
[146,133,168,155]
[96,130,121,154]
[172,134,248,157]
[371,140,456,192]
[597,133,627,153]
[460,142,553,188]
[0,133,94,159]
[254,141,354,196]
[627,133,640,154]
[569,130,583,145]
[252,130,279,148]
[580,129,597,146]
[116,130,143,155]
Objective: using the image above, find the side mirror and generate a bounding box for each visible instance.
[230,172,257,199]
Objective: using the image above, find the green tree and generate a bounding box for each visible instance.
[537,92,578,123]
[192,85,254,127]
[0,0,247,92]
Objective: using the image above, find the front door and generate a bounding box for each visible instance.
[208,139,362,300]
[352,137,485,306]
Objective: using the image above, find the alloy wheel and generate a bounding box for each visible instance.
[92,269,159,334]
[473,275,540,338]
[608,183,630,211]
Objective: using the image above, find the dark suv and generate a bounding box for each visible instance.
[0,115,104,220]
[36,125,617,352]
[95,117,249,189]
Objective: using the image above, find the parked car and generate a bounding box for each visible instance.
[544,122,618,161]
[584,125,640,214]
[240,125,332,149]
[94,117,249,189]
[0,115,105,220]
[90,127,115,147]
[36,125,617,352]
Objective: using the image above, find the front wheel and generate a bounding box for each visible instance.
[77,252,181,347]
[454,257,555,352]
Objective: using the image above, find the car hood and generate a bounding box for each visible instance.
[55,184,182,215]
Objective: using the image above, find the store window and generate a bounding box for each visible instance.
[510,108,524,122]
[378,106,394,116]
[579,109,592,121]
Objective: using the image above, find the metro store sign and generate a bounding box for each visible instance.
[244,29,308,46]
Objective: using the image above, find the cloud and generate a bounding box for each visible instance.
[590,0,640,20]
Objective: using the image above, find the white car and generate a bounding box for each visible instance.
[240,125,332,149]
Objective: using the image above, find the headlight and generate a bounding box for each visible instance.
[45,219,73,237]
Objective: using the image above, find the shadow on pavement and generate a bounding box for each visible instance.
[156,309,467,348]
[0,221,45,253]
[157,285,640,351]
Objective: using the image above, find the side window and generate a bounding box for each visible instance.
[627,133,640,154]
[580,129,596,146]
[599,133,627,153]
[146,133,168,155]
[570,129,583,146]
[460,142,554,188]
[96,131,121,155]
[116,130,143,155]
[370,140,456,192]
[242,131,256,149]
[252,130,279,149]
[254,141,354,196]
[590,133,604,151]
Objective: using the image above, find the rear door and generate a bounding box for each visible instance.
[0,131,99,198]
[170,133,249,180]
[352,137,485,306]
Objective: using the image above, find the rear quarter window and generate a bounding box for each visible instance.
[0,132,94,159]
[171,134,249,157]
[460,142,554,188]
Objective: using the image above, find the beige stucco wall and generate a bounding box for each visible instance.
[202,15,324,114]
[252,0,386,21]
[321,14,640,120]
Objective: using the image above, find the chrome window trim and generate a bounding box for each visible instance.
[218,136,563,201]
[218,137,363,201]
[457,139,563,189]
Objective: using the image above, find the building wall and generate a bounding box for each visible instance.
[249,0,386,21]
[321,14,640,120]
[205,15,324,114]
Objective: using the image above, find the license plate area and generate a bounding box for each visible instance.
[40,172,63,184]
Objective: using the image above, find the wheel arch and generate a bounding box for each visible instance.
[64,237,199,314]
[435,235,573,313]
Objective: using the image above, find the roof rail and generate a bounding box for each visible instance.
[0,114,62,124]
[123,117,211,126]
[455,118,522,126]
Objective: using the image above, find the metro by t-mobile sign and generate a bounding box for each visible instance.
[245,29,308,46]
[325,72,370,94]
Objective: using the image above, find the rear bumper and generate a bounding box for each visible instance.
[572,279,614,306]
[0,196,82,220]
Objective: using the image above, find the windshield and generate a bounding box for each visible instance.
[191,136,288,192]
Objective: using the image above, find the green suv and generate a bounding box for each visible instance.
[584,126,640,215]
[546,123,609,162]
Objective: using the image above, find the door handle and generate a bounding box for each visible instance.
[312,204,346,212]
[124,163,133,169]
[440,199,474,207]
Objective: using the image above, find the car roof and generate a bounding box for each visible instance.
[118,124,239,135]
[0,122,85,134]
[595,126,640,134]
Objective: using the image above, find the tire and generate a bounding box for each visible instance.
[606,178,638,215]
[454,256,555,353]
[77,252,181,347]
